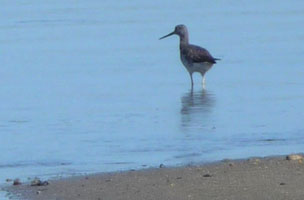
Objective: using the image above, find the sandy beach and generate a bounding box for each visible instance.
[4,154,304,200]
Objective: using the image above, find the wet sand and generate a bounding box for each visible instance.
[5,155,304,200]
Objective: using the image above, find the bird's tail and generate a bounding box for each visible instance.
[214,58,221,63]
[213,57,221,64]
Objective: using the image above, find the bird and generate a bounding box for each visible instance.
[159,24,220,88]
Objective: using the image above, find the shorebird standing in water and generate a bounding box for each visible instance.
[160,24,220,88]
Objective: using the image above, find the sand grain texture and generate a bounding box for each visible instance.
[6,156,304,200]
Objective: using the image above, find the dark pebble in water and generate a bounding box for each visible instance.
[159,164,165,168]
[280,182,286,185]
[203,174,212,177]
[60,162,70,166]
[13,179,21,186]
[176,177,182,179]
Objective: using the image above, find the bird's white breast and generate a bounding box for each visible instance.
[192,62,213,74]
[180,55,213,74]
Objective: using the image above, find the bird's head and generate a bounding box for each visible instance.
[159,24,188,40]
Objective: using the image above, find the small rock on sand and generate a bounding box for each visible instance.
[13,179,21,186]
[248,158,260,162]
[286,154,303,161]
[31,178,49,186]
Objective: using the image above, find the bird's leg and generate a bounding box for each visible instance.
[200,72,206,88]
[189,73,194,88]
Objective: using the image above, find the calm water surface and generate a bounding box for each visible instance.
[1,0,304,184]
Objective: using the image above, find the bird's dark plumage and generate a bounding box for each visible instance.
[159,24,220,87]
[181,44,219,64]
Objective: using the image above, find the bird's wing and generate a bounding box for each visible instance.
[182,44,217,64]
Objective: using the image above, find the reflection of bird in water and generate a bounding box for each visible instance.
[181,89,215,129]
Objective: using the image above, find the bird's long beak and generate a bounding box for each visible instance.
[159,31,175,40]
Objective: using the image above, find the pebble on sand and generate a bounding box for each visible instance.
[31,178,49,186]
[13,179,21,186]
[286,154,303,161]
[159,164,165,168]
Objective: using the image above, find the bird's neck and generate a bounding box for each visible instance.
[179,34,189,46]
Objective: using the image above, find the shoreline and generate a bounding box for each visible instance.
[4,154,304,200]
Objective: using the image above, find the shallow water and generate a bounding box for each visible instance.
[1,0,304,184]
